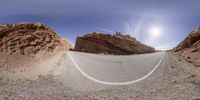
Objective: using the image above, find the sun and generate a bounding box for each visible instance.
[149,26,161,37]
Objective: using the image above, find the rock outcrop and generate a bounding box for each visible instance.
[173,27,200,66]
[73,32,155,55]
[173,27,200,52]
[0,22,71,55]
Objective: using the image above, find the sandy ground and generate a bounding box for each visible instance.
[0,52,200,100]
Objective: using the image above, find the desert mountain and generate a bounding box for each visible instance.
[73,32,155,55]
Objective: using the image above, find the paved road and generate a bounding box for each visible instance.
[68,51,165,84]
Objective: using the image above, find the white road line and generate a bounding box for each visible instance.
[67,52,165,85]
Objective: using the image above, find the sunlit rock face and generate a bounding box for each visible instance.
[174,27,200,52]
[74,32,155,55]
[173,26,200,65]
[0,22,71,55]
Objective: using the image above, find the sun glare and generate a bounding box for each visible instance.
[149,27,161,37]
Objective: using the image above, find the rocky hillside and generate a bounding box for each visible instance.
[74,32,155,55]
[173,27,200,66]
[0,22,71,55]
[174,27,200,52]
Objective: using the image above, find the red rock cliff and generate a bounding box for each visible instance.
[0,22,71,55]
[173,27,200,66]
[74,32,155,55]
[173,27,200,52]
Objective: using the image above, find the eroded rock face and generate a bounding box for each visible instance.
[0,22,71,55]
[174,27,200,52]
[74,32,155,55]
[173,27,200,65]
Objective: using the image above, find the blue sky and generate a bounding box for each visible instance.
[0,0,200,50]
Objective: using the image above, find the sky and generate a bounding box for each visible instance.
[0,0,200,50]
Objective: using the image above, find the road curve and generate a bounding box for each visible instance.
[68,51,165,85]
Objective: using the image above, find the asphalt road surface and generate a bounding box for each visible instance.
[68,51,165,85]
